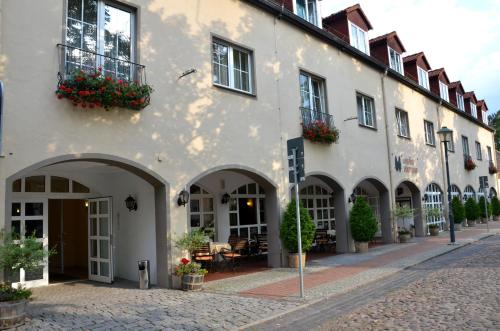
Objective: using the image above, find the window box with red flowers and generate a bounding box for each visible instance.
[464,155,476,171]
[174,258,207,291]
[301,120,340,144]
[55,69,153,111]
[489,162,498,174]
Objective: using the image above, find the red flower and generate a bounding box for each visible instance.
[57,94,63,99]
[105,76,112,81]
[181,258,190,265]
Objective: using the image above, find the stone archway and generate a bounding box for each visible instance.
[395,180,424,237]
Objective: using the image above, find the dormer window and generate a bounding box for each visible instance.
[457,93,465,111]
[417,66,429,89]
[388,47,403,74]
[439,81,449,102]
[349,22,369,54]
[295,0,319,26]
[470,102,477,118]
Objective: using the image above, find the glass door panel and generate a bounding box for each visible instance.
[88,197,113,283]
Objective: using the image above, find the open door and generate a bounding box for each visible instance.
[88,197,113,283]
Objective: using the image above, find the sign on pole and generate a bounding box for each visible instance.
[479,176,490,232]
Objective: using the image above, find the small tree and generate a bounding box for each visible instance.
[175,229,207,258]
[491,196,500,217]
[451,197,465,224]
[478,196,490,218]
[350,197,378,242]
[280,201,316,253]
[464,197,479,221]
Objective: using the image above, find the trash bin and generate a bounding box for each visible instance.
[138,260,150,289]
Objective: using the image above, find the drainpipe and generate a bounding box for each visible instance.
[436,101,449,230]
[380,69,397,243]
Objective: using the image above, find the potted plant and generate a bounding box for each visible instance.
[491,196,500,221]
[428,224,440,236]
[464,156,476,171]
[301,120,340,145]
[280,201,316,268]
[489,162,498,175]
[0,233,55,329]
[349,197,378,253]
[393,206,414,243]
[464,197,479,227]
[451,197,465,231]
[478,196,490,223]
[175,229,207,259]
[425,208,441,236]
[174,258,207,291]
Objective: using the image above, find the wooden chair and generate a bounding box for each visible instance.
[221,237,248,270]
[193,243,215,271]
[314,229,329,251]
[254,234,268,255]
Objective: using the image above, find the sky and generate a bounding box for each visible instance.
[320,0,500,115]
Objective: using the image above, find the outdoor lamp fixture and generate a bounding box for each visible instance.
[437,126,456,244]
[125,195,138,211]
[221,193,231,204]
[177,190,190,207]
[348,192,356,203]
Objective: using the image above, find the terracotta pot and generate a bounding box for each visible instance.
[429,227,440,236]
[181,274,204,291]
[355,241,369,253]
[399,233,411,243]
[288,253,306,269]
[0,300,27,330]
[468,220,476,227]
[454,223,462,231]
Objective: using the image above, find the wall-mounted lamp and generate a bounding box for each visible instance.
[422,194,429,202]
[348,192,356,203]
[177,190,190,207]
[221,193,231,204]
[125,195,138,211]
[84,201,89,208]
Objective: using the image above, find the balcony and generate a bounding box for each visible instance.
[300,108,339,145]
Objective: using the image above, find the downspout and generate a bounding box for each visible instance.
[380,69,397,243]
[436,101,449,229]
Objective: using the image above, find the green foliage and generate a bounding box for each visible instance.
[0,284,32,302]
[349,197,379,242]
[478,196,492,218]
[393,206,414,219]
[175,229,207,257]
[280,201,316,253]
[174,259,207,276]
[0,233,55,274]
[425,208,441,219]
[428,224,439,229]
[464,198,479,221]
[491,197,500,217]
[451,197,465,224]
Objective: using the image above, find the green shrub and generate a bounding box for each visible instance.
[478,196,491,218]
[349,197,378,242]
[175,229,207,258]
[280,201,316,253]
[464,198,479,221]
[451,197,465,224]
[428,224,439,229]
[491,197,500,217]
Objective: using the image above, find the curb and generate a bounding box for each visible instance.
[239,232,496,330]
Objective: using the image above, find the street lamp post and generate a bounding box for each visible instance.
[437,126,456,244]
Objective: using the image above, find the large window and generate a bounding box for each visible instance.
[457,93,465,111]
[462,136,470,157]
[66,0,135,79]
[299,72,326,113]
[417,67,429,89]
[229,183,266,240]
[424,183,444,230]
[396,108,410,138]
[424,120,435,146]
[295,0,319,26]
[464,185,476,201]
[357,93,376,128]
[212,39,253,94]
[189,185,215,239]
[300,185,335,231]
[349,22,369,54]
[487,146,493,161]
[475,141,482,160]
[470,102,477,118]
[388,47,403,74]
[439,81,449,102]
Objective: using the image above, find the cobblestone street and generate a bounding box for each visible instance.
[318,235,500,331]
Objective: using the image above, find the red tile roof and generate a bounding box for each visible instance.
[477,100,488,111]
[324,3,373,30]
[403,52,431,70]
[464,91,478,103]
[429,68,450,84]
[369,31,406,52]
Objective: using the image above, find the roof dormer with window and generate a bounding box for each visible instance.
[448,81,465,111]
[369,31,406,74]
[270,0,322,27]
[429,68,450,102]
[322,4,373,54]
[403,52,431,90]
[477,100,489,125]
[464,91,478,118]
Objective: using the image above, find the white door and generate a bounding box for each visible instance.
[10,199,49,288]
[88,197,113,283]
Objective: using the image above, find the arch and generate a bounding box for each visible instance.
[424,183,445,231]
[464,185,476,201]
[352,176,389,194]
[450,184,461,199]
[395,180,424,237]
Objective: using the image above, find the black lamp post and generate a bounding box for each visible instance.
[437,126,455,244]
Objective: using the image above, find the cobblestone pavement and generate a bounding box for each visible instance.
[317,235,500,331]
[22,282,301,330]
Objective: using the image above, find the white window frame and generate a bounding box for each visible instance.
[462,135,470,157]
[456,93,465,111]
[439,81,449,102]
[475,141,482,160]
[299,72,326,113]
[424,120,435,146]
[487,146,493,162]
[470,102,477,118]
[228,183,266,240]
[212,38,253,94]
[299,185,335,231]
[396,108,410,138]
[349,21,370,55]
[483,111,489,125]
[188,185,216,239]
[293,0,321,26]
[464,185,476,201]
[424,184,445,230]
[357,93,376,128]
[388,47,403,74]
[417,66,429,89]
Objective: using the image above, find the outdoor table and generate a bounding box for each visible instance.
[209,242,231,254]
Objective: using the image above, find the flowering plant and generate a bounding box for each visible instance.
[464,156,476,171]
[489,162,498,175]
[174,258,207,277]
[55,69,152,110]
[302,120,340,144]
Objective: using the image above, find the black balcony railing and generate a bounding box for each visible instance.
[300,107,334,129]
[57,44,147,84]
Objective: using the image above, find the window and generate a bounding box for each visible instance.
[212,39,253,94]
[349,22,369,54]
[439,81,449,102]
[487,146,492,161]
[66,0,136,80]
[295,0,319,25]
[357,93,376,128]
[424,120,435,146]
[299,185,335,231]
[475,141,482,160]
[229,183,266,240]
[483,111,489,125]
[388,47,403,74]
[417,67,429,89]
[424,183,444,230]
[470,102,477,118]
[396,108,410,138]
[462,136,470,157]
[189,185,215,240]
[456,93,465,111]
[299,72,326,113]
[464,185,476,201]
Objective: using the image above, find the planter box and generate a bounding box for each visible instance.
[0,300,27,330]
[288,253,306,269]
[181,274,204,291]
[399,233,411,243]
[355,242,368,253]
[429,227,440,236]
